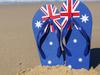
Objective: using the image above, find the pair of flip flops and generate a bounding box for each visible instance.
[32,0,92,70]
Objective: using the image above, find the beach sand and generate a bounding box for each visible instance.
[17,66,100,75]
[0,2,100,75]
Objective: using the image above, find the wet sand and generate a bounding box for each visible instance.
[0,2,100,75]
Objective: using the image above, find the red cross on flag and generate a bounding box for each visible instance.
[40,4,60,32]
[60,0,80,29]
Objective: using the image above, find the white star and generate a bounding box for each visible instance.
[49,41,53,46]
[80,14,89,23]
[48,60,52,65]
[73,39,77,44]
[68,65,72,69]
[78,58,83,63]
[35,21,42,28]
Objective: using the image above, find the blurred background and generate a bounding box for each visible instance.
[0,0,100,75]
[0,0,99,3]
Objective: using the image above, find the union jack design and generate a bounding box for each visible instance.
[40,4,61,31]
[60,0,80,29]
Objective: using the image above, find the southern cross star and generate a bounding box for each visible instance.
[35,21,42,28]
[80,14,89,23]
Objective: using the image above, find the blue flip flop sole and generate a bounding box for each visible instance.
[60,0,92,69]
[32,4,64,66]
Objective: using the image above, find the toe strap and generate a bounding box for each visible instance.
[37,18,62,59]
[37,19,50,59]
[62,17,90,57]
[73,18,90,56]
[62,18,73,57]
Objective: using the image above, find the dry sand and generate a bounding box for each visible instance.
[0,2,100,75]
[17,66,99,75]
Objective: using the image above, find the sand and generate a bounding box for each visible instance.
[0,2,100,75]
[16,66,99,75]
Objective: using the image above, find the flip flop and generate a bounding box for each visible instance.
[32,4,64,66]
[60,0,92,69]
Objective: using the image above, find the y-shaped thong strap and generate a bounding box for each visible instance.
[72,18,90,56]
[62,18,90,57]
[37,18,62,59]
[62,18,73,57]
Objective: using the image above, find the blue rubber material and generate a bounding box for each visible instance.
[60,1,92,69]
[32,4,64,66]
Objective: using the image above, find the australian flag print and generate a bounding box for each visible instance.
[60,0,92,69]
[32,4,64,66]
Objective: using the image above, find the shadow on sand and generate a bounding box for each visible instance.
[90,48,100,68]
